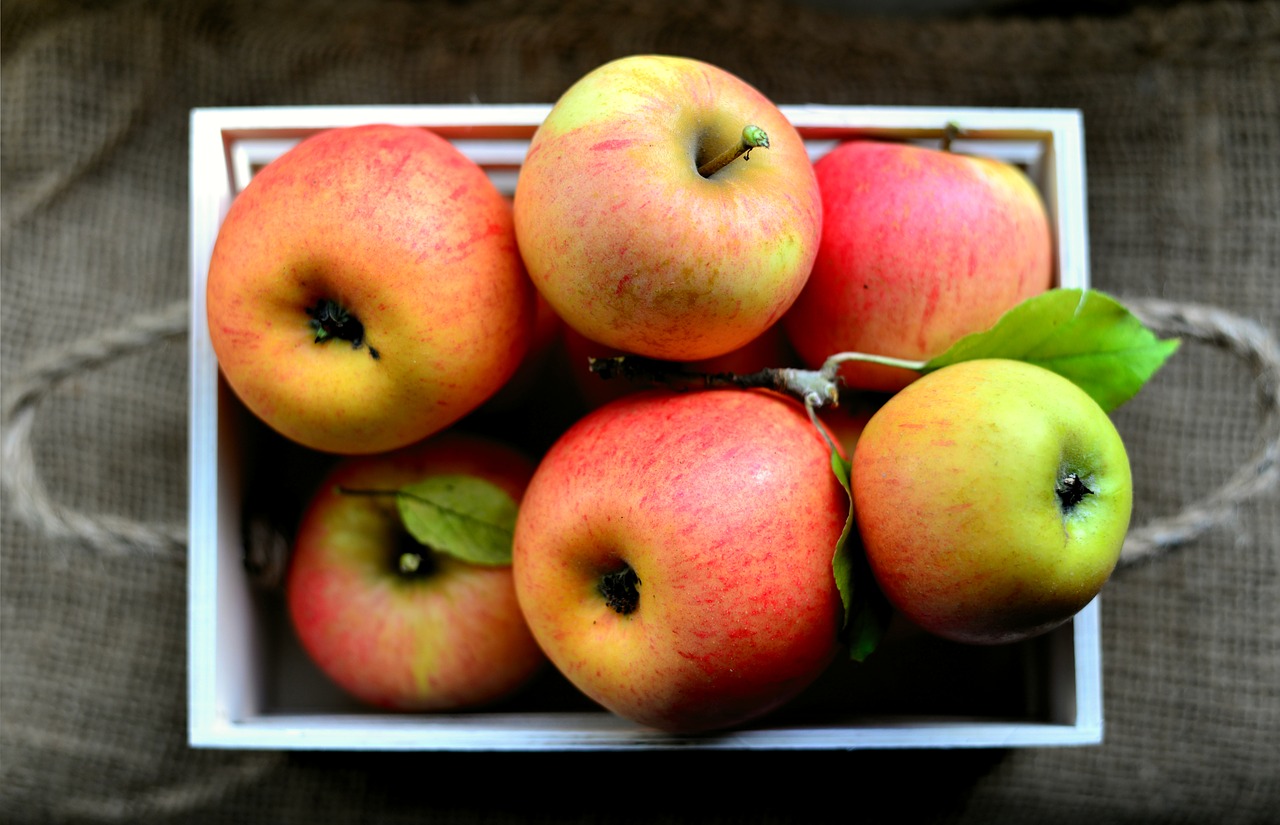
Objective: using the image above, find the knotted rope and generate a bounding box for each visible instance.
[2,300,189,558]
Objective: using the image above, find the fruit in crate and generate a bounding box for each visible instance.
[783,139,1053,392]
[286,433,545,711]
[512,389,846,733]
[851,358,1133,645]
[206,123,535,455]
[513,54,822,362]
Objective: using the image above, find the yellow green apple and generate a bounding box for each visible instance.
[851,358,1132,645]
[783,140,1053,392]
[206,124,535,454]
[286,432,545,711]
[513,54,822,362]
[512,389,846,733]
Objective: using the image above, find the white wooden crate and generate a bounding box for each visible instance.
[188,104,1099,750]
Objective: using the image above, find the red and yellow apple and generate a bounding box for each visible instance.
[512,389,846,733]
[286,432,545,711]
[851,359,1133,645]
[207,123,536,454]
[513,54,822,362]
[783,139,1053,392]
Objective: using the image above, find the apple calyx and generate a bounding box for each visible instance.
[697,125,770,178]
[306,298,380,360]
[599,565,641,615]
[1056,472,1093,511]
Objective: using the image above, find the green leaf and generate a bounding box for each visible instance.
[396,475,518,566]
[922,288,1181,412]
[830,451,893,661]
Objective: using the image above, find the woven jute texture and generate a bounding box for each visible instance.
[3,0,1279,822]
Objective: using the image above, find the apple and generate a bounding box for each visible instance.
[513,54,823,362]
[783,139,1053,392]
[512,388,847,733]
[286,432,545,711]
[206,123,535,454]
[560,321,798,409]
[851,358,1132,645]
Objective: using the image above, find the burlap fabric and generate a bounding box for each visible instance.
[3,0,1278,822]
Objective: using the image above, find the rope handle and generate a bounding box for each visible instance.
[1118,298,1280,564]
[3,296,1277,567]
[3,300,190,558]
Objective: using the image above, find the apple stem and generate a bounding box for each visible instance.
[820,351,929,375]
[803,400,840,456]
[588,349,937,455]
[337,485,516,554]
[941,121,965,153]
[337,485,488,529]
[697,125,770,178]
[588,349,926,411]
[589,356,838,407]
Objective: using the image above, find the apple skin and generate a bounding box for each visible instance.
[512,389,847,733]
[783,140,1053,392]
[513,54,822,362]
[207,124,535,454]
[851,359,1133,645]
[286,432,545,711]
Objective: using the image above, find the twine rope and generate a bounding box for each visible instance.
[2,294,1277,568]
[1119,297,1280,564]
[2,299,189,558]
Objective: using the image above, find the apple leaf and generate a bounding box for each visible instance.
[921,288,1181,412]
[830,451,893,661]
[396,475,518,566]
